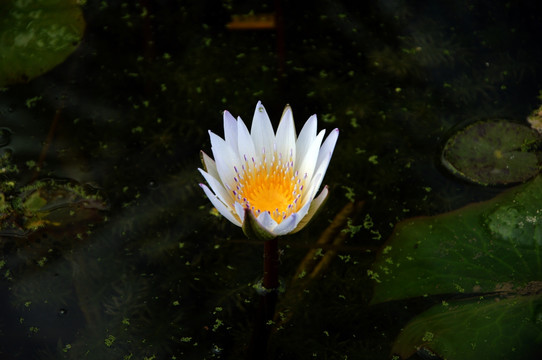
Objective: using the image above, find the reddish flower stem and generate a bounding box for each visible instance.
[263,237,279,290]
[246,237,279,359]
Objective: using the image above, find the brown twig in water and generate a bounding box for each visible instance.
[33,108,62,181]
[274,200,365,328]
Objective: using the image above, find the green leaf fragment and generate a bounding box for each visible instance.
[241,208,276,241]
[0,0,86,86]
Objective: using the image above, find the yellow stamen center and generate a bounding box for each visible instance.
[231,152,305,223]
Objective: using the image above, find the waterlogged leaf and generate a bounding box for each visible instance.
[371,175,542,303]
[0,179,107,234]
[370,176,542,359]
[0,178,108,262]
[393,295,542,360]
[0,0,85,86]
[17,179,108,231]
[441,120,541,185]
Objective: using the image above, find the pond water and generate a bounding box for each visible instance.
[0,1,541,359]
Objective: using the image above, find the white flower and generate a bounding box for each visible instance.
[199,101,338,239]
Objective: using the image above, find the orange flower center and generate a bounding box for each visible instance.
[231,153,306,223]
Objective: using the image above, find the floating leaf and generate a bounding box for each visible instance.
[370,175,542,359]
[0,0,85,86]
[393,295,542,360]
[441,119,541,185]
[371,176,542,303]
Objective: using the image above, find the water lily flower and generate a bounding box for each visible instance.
[199,101,338,240]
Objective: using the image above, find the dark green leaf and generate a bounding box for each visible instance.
[370,176,542,359]
[0,0,85,86]
[393,295,542,360]
[441,120,541,185]
[371,175,542,304]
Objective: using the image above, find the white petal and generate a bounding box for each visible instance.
[200,183,242,226]
[198,168,233,205]
[237,115,257,163]
[286,173,319,233]
[301,172,322,206]
[294,191,312,219]
[296,114,317,165]
[297,129,325,179]
[250,101,275,160]
[292,186,329,233]
[273,213,299,235]
[275,105,296,163]
[234,202,245,220]
[310,128,338,191]
[200,151,219,180]
[315,128,339,171]
[304,129,338,197]
[223,110,238,145]
[306,154,331,199]
[257,211,278,232]
[209,131,240,186]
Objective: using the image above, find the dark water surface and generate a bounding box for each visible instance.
[0,1,541,359]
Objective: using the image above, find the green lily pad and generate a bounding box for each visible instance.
[370,175,542,359]
[0,0,85,86]
[441,119,541,185]
[393,295,542,360]
[371,176,542,303]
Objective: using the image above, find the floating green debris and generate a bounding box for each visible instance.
[0,0,85,86]
[104,334,116,347]
[370,175,542,359]
[441,119,541,185]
